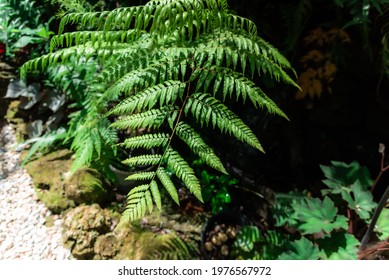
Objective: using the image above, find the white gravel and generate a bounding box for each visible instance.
[0,124,72,260]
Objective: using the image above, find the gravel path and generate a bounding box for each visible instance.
[0,124,72,260]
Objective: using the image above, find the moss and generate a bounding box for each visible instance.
[62,204,117,259]
[64,168,108,205]
[24,149,75,213]
[24,148,112,211]
[109,223,178,260]
[5,100,21,123]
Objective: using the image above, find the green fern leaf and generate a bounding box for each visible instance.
[107,81,185,115]
[165,148,203,202]
[21,0,298,223]
[175,122,227,174]
[125,171,156,181]
[144,190,154,214]
[122,154,162,167]
[185,93,264,152]
[156,166,179,205]
[120,133,170,150]
[110,107,171,130]
[150,180,162,210]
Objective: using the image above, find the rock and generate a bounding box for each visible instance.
[64,168,108,205]
[94,233,119,259]
[24,149,75,213]
[62,204,116,259]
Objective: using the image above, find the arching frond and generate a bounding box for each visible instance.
[157,166,179,204]
[107,81,186,115]
[122,154,162,167]
[21,0,298,222]
[175,121,227,174]
[110,107,172,130]
[120,133,170,150]
[165,147,203,201]
[185,93,264,152]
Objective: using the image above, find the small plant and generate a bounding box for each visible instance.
[270,160,389,260]
[0,0,54,61]
[193,159,236,213]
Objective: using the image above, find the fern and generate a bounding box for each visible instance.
[148,235,200,260]
[21,0,298,222]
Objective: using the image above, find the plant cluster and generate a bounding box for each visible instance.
[269,161,389,260]
[0,0,53,62]
[21,0,298,223]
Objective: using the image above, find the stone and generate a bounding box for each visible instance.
[64,168,108,205]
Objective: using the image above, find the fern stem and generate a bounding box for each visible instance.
[150,66,195,183]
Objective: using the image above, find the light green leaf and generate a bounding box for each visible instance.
[375,208,389,239]
[316,231,359,260]
[278,237,324,260]
[292,196,348,234]
[341,180,377,221]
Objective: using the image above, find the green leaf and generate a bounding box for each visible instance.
[321,161,374,195]
[156,167,179,205]
[233,226,262,253]
[272,191,308,227]
[316,231,359,260]
[150,180,162,210]
[341,180,377,221]
[175,122,227,174]
[278,237,324,260]
[375,208,389,239]
[165,148,203,202]
[291,196,348,235]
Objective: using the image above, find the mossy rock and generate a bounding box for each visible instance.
[24,149,75,213]
[62,204,117,259]
[64,168,108,205]
[94,233,119,259]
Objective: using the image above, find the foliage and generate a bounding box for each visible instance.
[279,0,312,53]
[51,0,105,17]
[278,236,324,260]
[271,161,388,260]
[149,235,200,260]
[0,0,54,60]
[333,0,389,29]
[376,208,389,239]
[21,0,297,222]
[194,159,236,213]
[295,28,350,100]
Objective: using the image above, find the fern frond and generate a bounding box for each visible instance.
[101,53,190,100]
[150,180,162,210]
[50,30,141,51]
[122,184,150,221]
[110,107,172,130]
[125,171,156,181]
[21,128,67,165]
[107,81,186,115]
[120,133,170,150]
[149,235,200,260]
[165,148,203,202]
[175,121,227,174]
[122,154,162,167]
[70,134,94,172]
[157,166,180,205]
[21,0,298,223]
[185,93,264,152]
[191,66,288,119]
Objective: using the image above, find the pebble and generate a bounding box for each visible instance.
[0,124,72,260]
